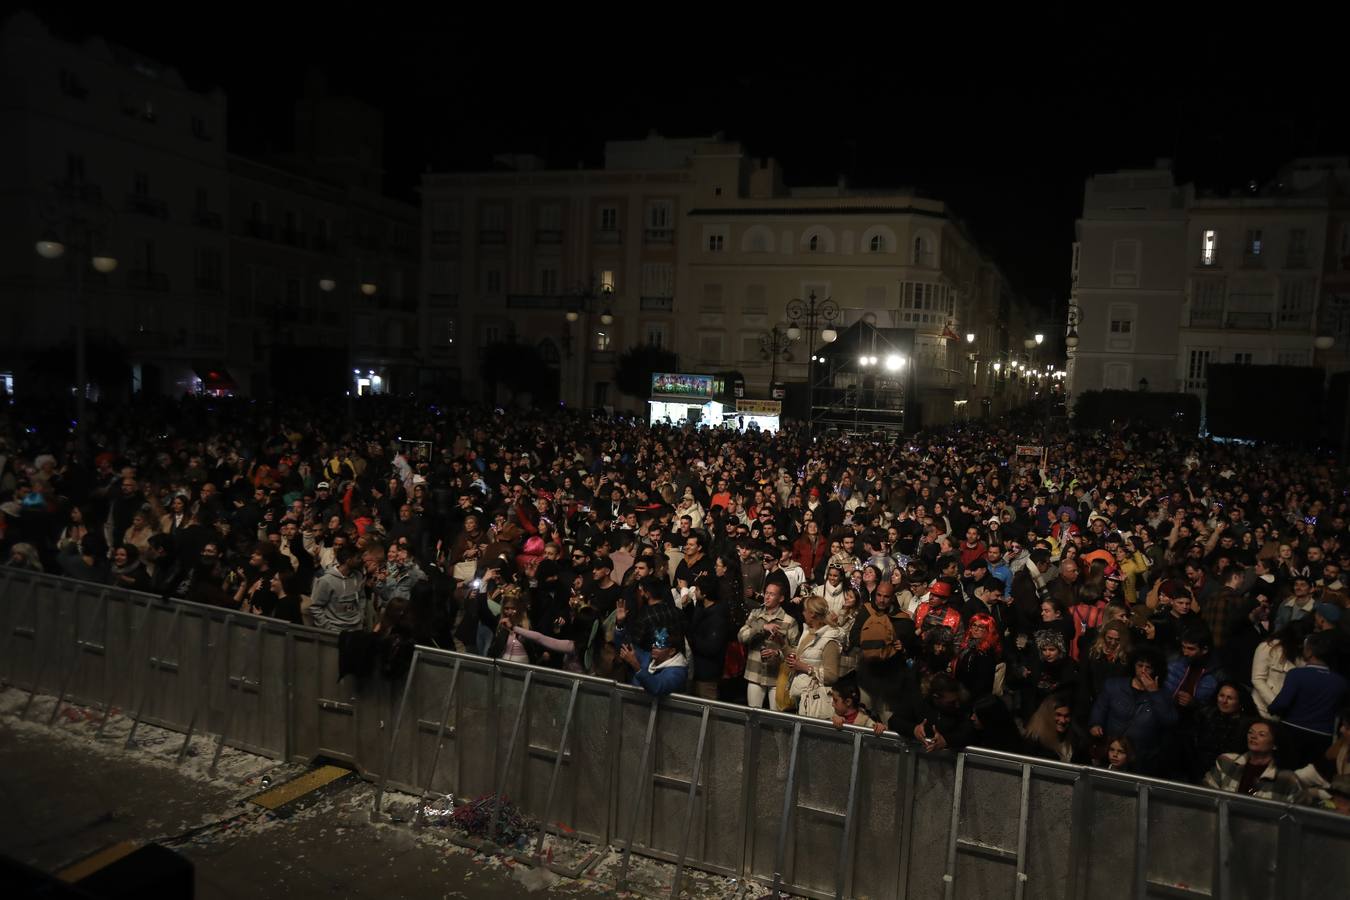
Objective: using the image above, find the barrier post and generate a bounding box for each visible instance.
[175,612,232,765]
[208,617,263,776]
[942,752,966,900]
[1065,772,1092,900]
[125,602,181,749]
[412,658,463,828]
[21,583,69,719]
[617,697,660,891]
[670,704,711,898]
[47,588,92,725]
[2,578,39,689]
[488,669,533,845]
[833,730,864,900]
[1013,763,1032,900]
[1134,783,1150,900]
[894,745,919,897]
[373,648,421,818]
[770,720,803,899]
[532,679,580,859]
[1215,798,1231,900]
[98,593,154,740]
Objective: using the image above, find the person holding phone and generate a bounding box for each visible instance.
[1089,645,1178,775]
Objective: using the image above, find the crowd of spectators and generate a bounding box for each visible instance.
[1,395,1348,812]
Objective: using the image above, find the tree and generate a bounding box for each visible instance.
[479,340,554,405]
[615,344,678,399]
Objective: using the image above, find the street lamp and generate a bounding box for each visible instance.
[760,325,796,395]
[785,290,840,427]
[1035,333,1044,345]
[34,180,119,454]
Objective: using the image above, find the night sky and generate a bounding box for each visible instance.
[34,8,1348,317]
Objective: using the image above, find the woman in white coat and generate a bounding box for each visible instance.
[1251,623,1306,719]
[785,595,847,718]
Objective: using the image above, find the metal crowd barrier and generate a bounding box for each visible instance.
[3,568,1349,899]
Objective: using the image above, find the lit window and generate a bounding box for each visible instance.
[1246,229,1263,256]
[1201,229,1218,266]
[596,331,611,351]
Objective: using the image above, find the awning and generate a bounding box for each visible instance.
[194,365,237,391]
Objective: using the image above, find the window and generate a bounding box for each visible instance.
[59,69,87,99]
[1200,229,1219,266]
[135,238,156,272]
[1277,350,1310,366]
[697,334,724,361]
[645,322,668,348]
[482,324,502,346]
[1244,229,1263,262]
[593,382,610,407]
[708,233,725,252]
[537,203,562,231]
[641,263,674,298]
[195,187,209,211]
[1110,318,1132,333]
[808,235,819,252]
[869,234,886,253]
[133,171,149,196]
[191,116,209,140]
[67,153,85,181]
[1186,349,1211,390]
[647,200,672,229]
[431,201,460,231]
[1233,352,1253,365]
[1278,278,1314,326]
[1103,363,1131,390]
[250,200,266,223]
[286,277,301,305]
[1287,228,1308,267]
[595,331,611,351]
[600,207,618,231]
[428,261,456,295]
[1110,239,1140,287]
[745,284,767,309]
[701,283,724,308]
[539,267,559,296]
[481,203,506,231]
[740,335,760,362]
[900,282,943,324]
[1070,242,1081,282]
[484,268,503,295]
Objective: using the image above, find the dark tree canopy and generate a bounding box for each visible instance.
[615,344,679,399]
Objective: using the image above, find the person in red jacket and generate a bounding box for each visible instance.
[915,577,964,641]
[792,519,829,580]
[958,526,988,571]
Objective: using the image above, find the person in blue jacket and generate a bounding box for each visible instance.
[1164,625,1221,710]
[618,626,688,698]
[1269,631,1349,769]
[1090,644,1179,775]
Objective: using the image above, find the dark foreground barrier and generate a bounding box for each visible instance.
[3,569,1347,899]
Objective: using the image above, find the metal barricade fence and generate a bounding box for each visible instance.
[3,568,1350,899]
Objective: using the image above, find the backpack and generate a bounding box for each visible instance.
[859,602,899,662]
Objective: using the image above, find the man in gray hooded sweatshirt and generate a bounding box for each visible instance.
[310,545,367,632]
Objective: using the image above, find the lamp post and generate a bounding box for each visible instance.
[759,325,795,397]
[562,278,614,407]
[785,290,840,427]
[35,179,119,455]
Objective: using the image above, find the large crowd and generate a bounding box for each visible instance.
[1,396,1348,812]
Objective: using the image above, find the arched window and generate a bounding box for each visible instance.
[870,234,885,253]
[913,234,931,266]
[538,339,560,365]
[809,235,819,252]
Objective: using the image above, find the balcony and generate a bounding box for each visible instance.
[594,228,622,244]
[534,229,562,244]
[640,296,675,312]
[195,276,223,294]
[126,194,168,219]
[243,219,274,241]
[1240,252,1264,269]
[506,294,566,310]
[1225,311,1272,329]
[128,270,170,291]
[478,230,506,245]
[644,228,674,244]
[1187,309,1224,328]
[194,209,223,230]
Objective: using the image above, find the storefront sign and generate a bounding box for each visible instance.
[651,372,717,399]
[736,399,782,416]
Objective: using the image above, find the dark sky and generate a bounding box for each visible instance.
[36,8,1348,316]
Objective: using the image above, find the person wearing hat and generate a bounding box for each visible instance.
[914,576,964,641]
